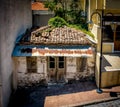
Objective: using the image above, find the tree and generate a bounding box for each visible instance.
[45,0,88,30]
[44,0,67,19]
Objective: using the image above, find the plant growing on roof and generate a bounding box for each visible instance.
[44,0,88,30]
[48,16,68,27]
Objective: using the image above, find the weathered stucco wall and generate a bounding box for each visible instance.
[16,55,95,86]
[0,0,32,107]
[17,57,47,87]
[66,56,95,81]
[103,43,114,53]
[66,57,77,79]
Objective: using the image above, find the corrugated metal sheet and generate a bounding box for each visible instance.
[12,45,93,57]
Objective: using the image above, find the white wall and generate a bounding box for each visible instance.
[17,57,27,73]
[0,0,32,107]
[66,57,77,79]
[37,57,47,75]
[17,57,47,87]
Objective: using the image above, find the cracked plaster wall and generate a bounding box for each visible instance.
[17,57,47,87]
[16,55,95,86]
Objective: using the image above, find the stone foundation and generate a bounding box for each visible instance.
[18,73,46,87]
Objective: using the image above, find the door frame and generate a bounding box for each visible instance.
[113,25,120,51]
[47,56,66,83]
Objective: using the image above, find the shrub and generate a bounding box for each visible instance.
[48,16,68,27]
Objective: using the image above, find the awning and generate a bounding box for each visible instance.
[12,45,93,57]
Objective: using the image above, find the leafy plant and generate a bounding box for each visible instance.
[44,0,88,30]
[47,16,94,39]
[68,24,94,39]
[48,16,68,27]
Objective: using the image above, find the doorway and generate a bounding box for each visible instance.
[114,25,120,51]
[47,57,66,83]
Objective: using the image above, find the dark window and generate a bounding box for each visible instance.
[50,62,55,68]
[58,57,64,68]
[27,57,37,73]
[59,62,64,68]
[103,25,113,42]
[116,25,120,40]
[49,57,55,68]
[59,57,64,61]
[50,57,55,61]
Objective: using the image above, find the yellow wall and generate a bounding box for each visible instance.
[91,24,101,52]
[95,53,100,87]
[96,0,103,9]
[101,71,120,88]
[103,43,114,53]
[80,0,85,11]
[88,0,97,21]
[95,54,120,88]
[105,0,120,9]
[90,0,120,88]
[96,0,120,9]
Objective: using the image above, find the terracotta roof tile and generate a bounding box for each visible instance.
[30,26,92,45]
[32,2,48,10]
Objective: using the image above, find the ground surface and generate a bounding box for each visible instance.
[8,80,97,107]
[84,99,120,107]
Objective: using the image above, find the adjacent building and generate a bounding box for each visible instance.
[87,0,120,88]
[32,1,54,27]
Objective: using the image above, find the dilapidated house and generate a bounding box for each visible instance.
[12,26,96,87]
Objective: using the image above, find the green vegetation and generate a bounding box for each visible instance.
[45,0,94,39]
[47,17,94,39]
[48,16,68,27]
[45,0,87,29]
[68,24,94,39]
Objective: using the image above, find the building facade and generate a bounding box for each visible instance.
[87,0,120,88]
[12,26,96,87]
[32,1,54,27]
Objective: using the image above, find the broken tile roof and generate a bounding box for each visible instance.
[30,26,94,45]
[13,26,96,57]
[31,2,48,10]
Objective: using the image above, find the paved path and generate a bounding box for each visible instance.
[44,86,120,107]
[84,99,120,107]
[8,80,120,107]
[8,81,97,107]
